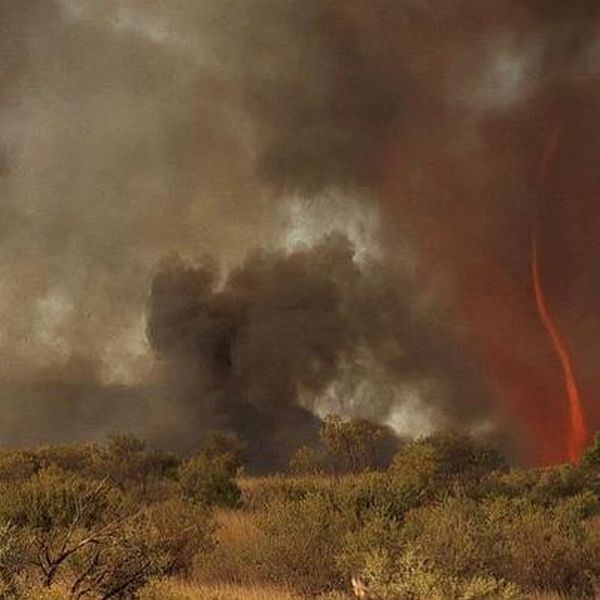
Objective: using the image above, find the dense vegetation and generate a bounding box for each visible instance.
[2,419,600,599]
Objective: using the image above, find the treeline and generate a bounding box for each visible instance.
[1,419,600,599]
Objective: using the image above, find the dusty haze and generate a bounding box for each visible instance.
[1,1,599,466]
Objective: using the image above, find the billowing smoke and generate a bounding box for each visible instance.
[145,235,491,465]
[1,0,599,465]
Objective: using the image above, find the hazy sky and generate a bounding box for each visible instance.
[2,1,600,464]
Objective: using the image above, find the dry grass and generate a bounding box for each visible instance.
[213,507,260,546]
[194,508,261,584]
[139,579,308,599]
[521,590,600,599]
[238,474,343,494]
[526,593,600,600]
[238,473,356,511]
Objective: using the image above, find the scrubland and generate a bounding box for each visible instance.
[2,418,600,599]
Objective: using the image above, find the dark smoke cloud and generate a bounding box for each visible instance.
[146,235,492,466]
[1,0,599,464]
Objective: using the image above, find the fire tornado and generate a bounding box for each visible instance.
[531,231,588,462]
[532,130,588,462]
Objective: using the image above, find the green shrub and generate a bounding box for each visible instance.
[0,465,213,597]
[34,443,97,475]
[476,467,541,501]
[199,431,247,472]
[487,495,598,596]
[249,493,356,594]
[320,415,400,474]
[359,546,521,600]
[240,474,336,510]
[91,434,180,498]
[401,495,600,597]
[402,496,506,581]
[288,444,324,475]
[390,432,505,495]
[481,465,596,509]
[0,450,40,484]
[580,433,600,471]
[140,498,214,575]
[0,467,117,531]
[178,453,241,508]
[65,499,213,598]
[530,466,595,508]
[0,468,124,590]
[7,432,600,599]
[335,471,422,521]
[336,507,403,578]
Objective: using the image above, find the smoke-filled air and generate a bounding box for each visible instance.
[2,0,600,468]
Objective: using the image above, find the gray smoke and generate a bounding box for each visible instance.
[146,235,491,464]
[1,0,599,464]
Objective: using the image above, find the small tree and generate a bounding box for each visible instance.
[178,454,241,508]
[390,432,505,492]
[0,467,123,589]
[320,415,400,474]
[289,444,324,475]
[92,435,179,498]
[0,449,40,484]
[199,431,246,473]
[0,467,213,598]
[580,433,600,471]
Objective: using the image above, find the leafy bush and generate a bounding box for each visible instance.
[288,444,324,475]
[580,433,600,471]
[0,467,118,532]
[140,498,214,575]
[0,437,180,502]
[390,432,505,494]
[336,507,404,578]
[335,470,422,521]
[0,466,214,598]
[64,500,212,598]
[91,434,180,498]
[240,474,336,510]
[199,431,247,473]
[479,464,595,509]
[178,454,241,508]
[244,493,356,594]
[0,450,40,485]
[358,546,521,600]
[320,415,400,474]
[401,495,600,597]
[476,467,541,501]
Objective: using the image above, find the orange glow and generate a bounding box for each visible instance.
[531,231,587,461]
[382,122,591,465]
[531,128,588,462]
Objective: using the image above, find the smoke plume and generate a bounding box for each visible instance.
[146,235,490,464]
[1,0,599,465]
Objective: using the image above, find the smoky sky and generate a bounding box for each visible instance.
[145,236,490,461]
[1,0,600,464]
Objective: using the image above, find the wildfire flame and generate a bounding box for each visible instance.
[531,230,587,462]
[532,130,588,462]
